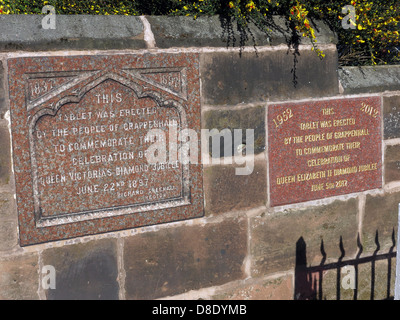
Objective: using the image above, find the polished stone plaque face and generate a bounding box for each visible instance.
[8,53,204,246]
[268,97,382,207]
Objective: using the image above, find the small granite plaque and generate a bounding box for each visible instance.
[268,97,382,207]
[8,53,204,246]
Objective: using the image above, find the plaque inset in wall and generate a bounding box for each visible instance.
[268,96,382,207]
[8,53,204,246]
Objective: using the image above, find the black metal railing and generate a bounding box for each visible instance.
[294,230,396,300]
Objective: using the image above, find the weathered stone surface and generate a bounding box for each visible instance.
[0,220,18,251]
[42,239,119,300]
[124,216,247,299]
[0,15,145,51]
[371,259,396,300]
[383,95,400,140]
[201,47,338,106]
[203,105,265,157]
[251,199,359,276]
[363,192,400,254]
[0,253,39,300]
[385,145,400,183]
[351,264,372,300]
[204,158,267,215]
[213,275,293,300]
[0,193,15,220]
[0,122,11,185]
[339,66,400,95]
[0,192,17,251]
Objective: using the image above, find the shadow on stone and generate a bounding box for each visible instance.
[218,14,302,87]
[294,230,396,300]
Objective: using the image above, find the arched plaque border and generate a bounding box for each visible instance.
[28,70,191,228]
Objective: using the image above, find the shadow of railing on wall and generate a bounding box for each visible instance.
[294,231,396,300]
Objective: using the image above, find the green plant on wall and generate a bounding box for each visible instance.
[0,0,398,66]
[170,0,399,66]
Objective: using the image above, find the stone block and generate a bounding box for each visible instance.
[203,158,267,215]
[124,216,247,299]
[385,145,400,183]
[201,46,338,106]
[383,95,400,140]
[0,253,39,300]
[42,239,119,300]
[363,192,400,253]
[0,15,145,51]
[203,105,265,157]
[250,198,359,276]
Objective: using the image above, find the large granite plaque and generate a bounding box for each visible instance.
[8,53,204,246]
[268,97,382,207]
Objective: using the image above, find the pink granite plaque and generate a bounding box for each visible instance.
[8,53,204,246]
[268,97,382,207]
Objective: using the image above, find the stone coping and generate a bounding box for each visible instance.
[339,65,400,94]
[0,14,337,51]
